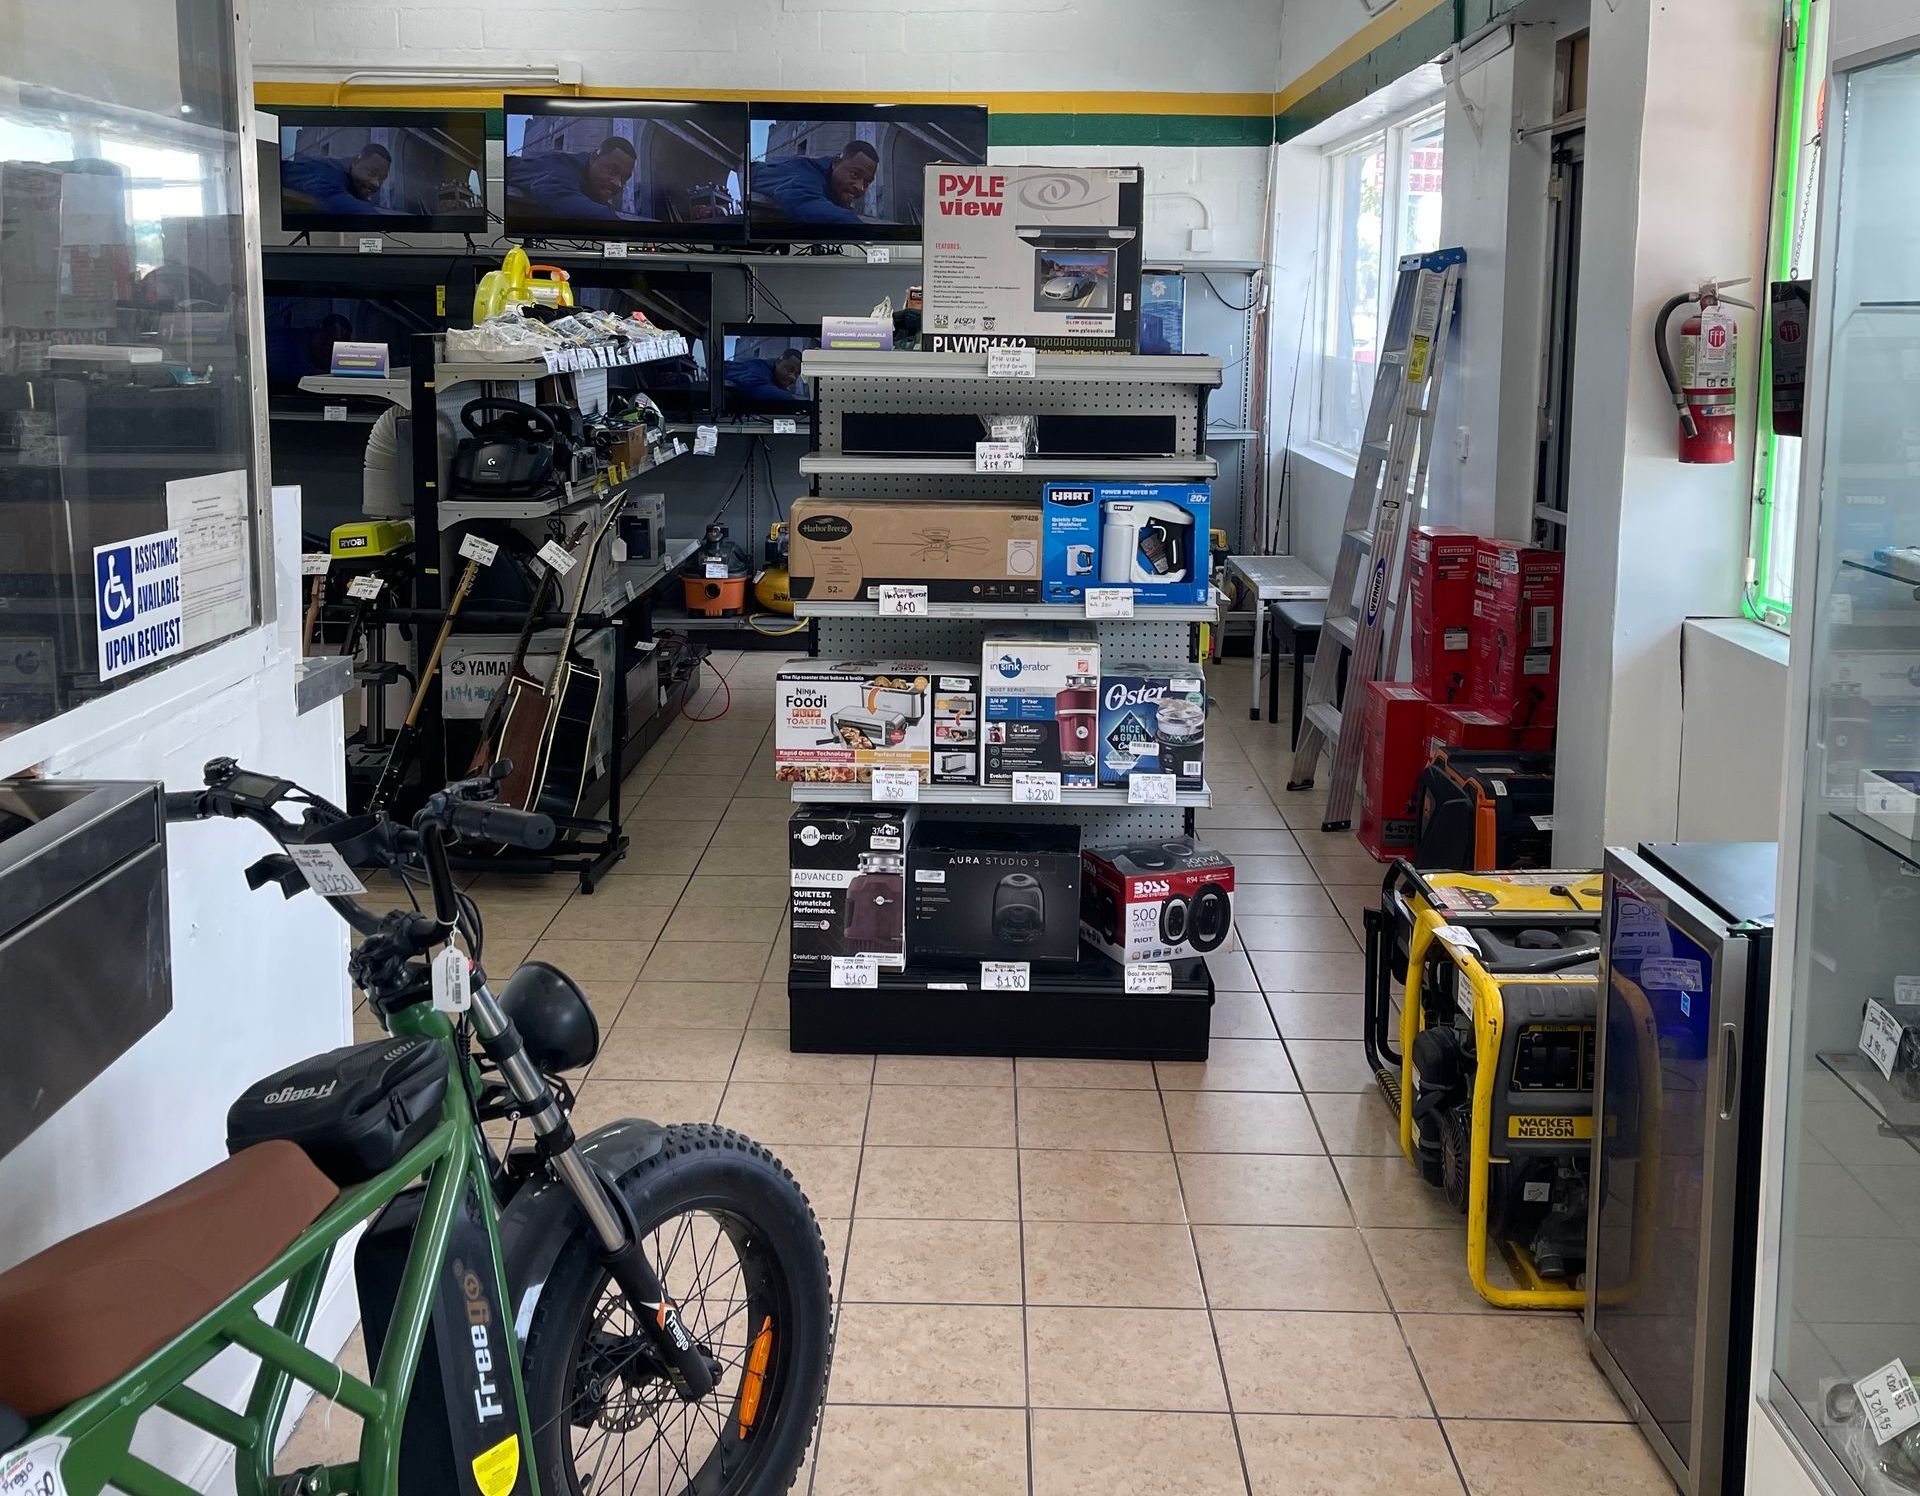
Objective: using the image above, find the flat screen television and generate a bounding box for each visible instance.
[573,272,716,417]
[720,323,821,415]
[262,291,439,396]
[274,107,487,234]
[503,97,748,242]
[747,103,988,241]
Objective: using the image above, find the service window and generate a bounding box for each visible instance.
[0,0,266,740]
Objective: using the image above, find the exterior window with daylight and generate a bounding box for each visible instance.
[1315,104,1446,455]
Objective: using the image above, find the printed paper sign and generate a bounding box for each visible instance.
[1125,963,1173,994]
[981,961,1031,992]
[432,946,472,1014]
[166,469,251,652]
[287,842,366,898]
[1856,1358,1920,1444]
[458,534,501,567]
[93,529,183,681]
[831,956,879,989]
[1,1436,70,1496]
[1640,957,1704,992]
[870,767,920,803]
[987,346,1038,378]
[877,585,929,616]
[1085,587,1135,618]
[1861,999,1903,1081]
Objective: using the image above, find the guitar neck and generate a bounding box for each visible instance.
[548,495,625,688]
[402,559,480,730]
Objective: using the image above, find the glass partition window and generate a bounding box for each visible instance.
[0,1,263,740]
[1769,41,1920,1496]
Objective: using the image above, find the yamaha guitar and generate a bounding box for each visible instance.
[468,520,588,777]
[367,555,482,815]
[495,495,626,818]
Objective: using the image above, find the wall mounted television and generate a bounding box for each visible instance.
[503,96,749,243]
[747,103,988,242]
[273,107,488,234]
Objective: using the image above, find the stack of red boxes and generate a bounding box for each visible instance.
[1469,539,1565,730]
[1356,682,1431,861]
[1407,525,1478,704]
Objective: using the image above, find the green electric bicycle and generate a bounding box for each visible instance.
[0,758,832,1496]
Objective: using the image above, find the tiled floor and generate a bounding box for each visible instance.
[299,651,1667,1495]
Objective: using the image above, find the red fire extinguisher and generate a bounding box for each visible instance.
[1655,278,1752,464]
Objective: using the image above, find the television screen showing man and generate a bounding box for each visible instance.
[278,123,483,223]
[504,109,746,233]
[748,111,987,232]
[722,332,820,413]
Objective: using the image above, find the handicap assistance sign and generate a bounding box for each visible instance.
[93,530,184,681]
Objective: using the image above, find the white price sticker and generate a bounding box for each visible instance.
[357,235,383,254]
[975,440,1025,473]
[286,842,367,898]
[987,346,1038,378]
[1085,587,1135,618]
[1897,975,1920,1008]
[1011,772,1062,804]
[981,960,1031,992]
[773,417,798,435]
[1640,956,1703,992]
[458,534,501,567]
[864,245,892,264]
[1128,773,1177,806]
[870,767,921,803]
[323,404,348,423]
[831,956,879,989]
[1856,1359,1920,1445]
[988,416,1027,443]
[1832,593,1855,626]
[346,574,384,601]
[1126,962,1174,994]
[301,552,332,577]
[695,424,719,455]
[1862,999,1903,1080]
[602,241,629,258]
[537,539,579,575]
[704,560,730,580]
[1434,924,1482,959]
[1,1437,70,1496]
[877,584,929,616]
[432,946,472,1014]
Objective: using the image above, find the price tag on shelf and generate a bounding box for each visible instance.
[1011,772,1062,804]
[975,440,1025,473]
[1125,962,1174,994]
[870,767,921,803]
[357,235,383,255]
[301,553,332,577]
[536,539,579,575]
[831,956,879,989]
[323,404,348,423]
[1085,587,1135,619]
[1128,773,1177,806]
[431,945,472,1014]
[981,960,1031,992]
[773,417,798,435]
[987,346,1038,378]
[1861,998,1903,1081]
[695,424,719,456]
[1896,975,1920,1008]
[346,574,384,601]
[671,438,688,457]
[1832,593,1855,626]
[458,534,501,567]
[877,584,929,616]
[1855,1359,1920,1445]
[1,1438,71,1496]
[864,245,892,264]
[287,842,366,898]
[704,560,730,580]
[602,241,629,259]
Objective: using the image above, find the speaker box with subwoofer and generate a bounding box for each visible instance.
[1081,837,1235,964]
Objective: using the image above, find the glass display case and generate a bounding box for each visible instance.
[1762,9,1920,1494]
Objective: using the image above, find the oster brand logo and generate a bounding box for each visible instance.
[936,172,1006,216]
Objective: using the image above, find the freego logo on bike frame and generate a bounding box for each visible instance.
[93,529,184,682]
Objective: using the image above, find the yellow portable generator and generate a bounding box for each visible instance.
[1362,861,1604,1308]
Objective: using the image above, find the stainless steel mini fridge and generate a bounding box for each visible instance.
[1588,841,1777,1496]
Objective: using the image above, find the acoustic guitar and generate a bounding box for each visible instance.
[367,555,482,815]
[468,520,588,777]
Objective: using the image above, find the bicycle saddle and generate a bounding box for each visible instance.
[0,1141,336,1417]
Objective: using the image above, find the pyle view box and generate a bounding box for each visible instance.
[981,627,1102,788]
[1081,838,1236,964]
[775,659,973,784]
[922,164,1144,353]
[787,498,1042,604]
[788,806,917,968]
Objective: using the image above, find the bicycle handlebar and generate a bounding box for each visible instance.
[446,799,555,852]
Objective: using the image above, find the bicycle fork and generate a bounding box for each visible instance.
[466,981,717,1402]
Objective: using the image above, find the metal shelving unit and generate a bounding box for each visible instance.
[435,446,686,529]
[296,373,411,406]
[797,454,1217,480]
[788,781,1211,807]
[800,349,1223,385]
[792,597,1218,622]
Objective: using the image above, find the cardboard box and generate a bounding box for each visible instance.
[922,164,1144,353]
[1098,665,1208,790]
[1861,769,1920,840]
[1408,526,1479,702]
[908,821,1083,967]
[1424,704,1554,761]
[775,659,971,783]
[1356,682,1432,861]
[788,806,916,968]
[1043,482,1210,606]
[788,498,1041,604]
[929,668,981,785]
[981,627,1101,788]
[1082,837,1235,964]
[1470,540,1565,727]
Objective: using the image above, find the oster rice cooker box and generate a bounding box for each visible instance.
[1470,540,1565,728]
[1356,682,1431,861]
[1097,665,1207,790]
[1408,526,1478,702]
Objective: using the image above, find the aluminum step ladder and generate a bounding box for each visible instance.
[1287,247,1465,829]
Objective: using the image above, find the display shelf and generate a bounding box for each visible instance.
[799,350,1224,386]
[666,419,812,437]
[434,335,689,387]
[604,538,699,611]
[1841,555,1920,589]
[436,446,685,528]
[791,597,1217,622]
[1830,808,1920,871]
[787,780,1211,807]
[296,374,412,406]
[1206,428,1258,442]
[797,454,1218,480]
[1816,1050,1920,1158]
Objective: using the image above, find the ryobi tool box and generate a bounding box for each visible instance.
[1412,747,1556,871]
[1362,861,1603,1308]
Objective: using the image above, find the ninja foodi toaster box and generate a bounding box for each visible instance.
[775,659,975,784]
[789,806,918,968]
[907,821,1082,967]
[787,498,1042,603]
[1081,837,1235,964]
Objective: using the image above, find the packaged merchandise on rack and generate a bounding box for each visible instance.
[775,659,971,784]
[1470,539,1565,727]
[928,669,982,784]
[1425,703,1554,760]
[788,806,917,968]
[1041,482,1211,606]
[980,627,1101,787]
[907,821,1083,966]
[1097,664,1207,790]
[1408,525,1478,701]
[1081,838,1235,963]
[1356,681,1432,861]
[787,498,1042,603]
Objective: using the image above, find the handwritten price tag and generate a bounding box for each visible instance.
[1862,999,1903,1080]
[346,574,384,601]
[357,235,383,255]
[1011,772,1062,804]
[877,584,929,616]
[987,346,1038,378]
[704,560,729,580]
[602,241,629,258]
[458,534,501,567]
[975,440,1025,473]
[1856,1358,1920,1445]
[831,956,879,989]
[1085,587,1135,618]
[287,842,366,897]
[537,539,579,575]
[981,960,1031,992]
[432,946,472,1014]
[773,417,798,435]
[1128,773,1177,805]
[870,768,920,803]
[323,404,348,423]
[301,553,332,577]
[1126,962,1174,994]
[864,245,892,264]
[695,424,719,455]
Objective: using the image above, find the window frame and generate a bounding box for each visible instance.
[1311,99,1447,457]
